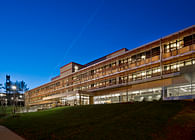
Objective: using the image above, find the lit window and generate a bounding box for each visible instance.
[137,73,141,77]
[142,71,146,76]
[141,55,146,59]
[185,60,192,66]
[179,62,184,67]
[177,41,180,48]
[74,65,79,72]
[147,69,152,74]
[153,68,158,73]
[171,43,176,48]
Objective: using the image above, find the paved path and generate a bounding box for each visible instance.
[0,125,24,140]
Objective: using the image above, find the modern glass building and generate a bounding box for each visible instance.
[25,25,195,108]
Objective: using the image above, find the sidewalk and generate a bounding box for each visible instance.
[0,125,24,140]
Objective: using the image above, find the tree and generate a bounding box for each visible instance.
[15,80,29,93]
[2,80,29,94]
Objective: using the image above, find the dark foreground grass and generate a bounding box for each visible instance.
[0,101,193,140]
[0,106,13,118]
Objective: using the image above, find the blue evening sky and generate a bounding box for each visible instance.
[0,0,194,90]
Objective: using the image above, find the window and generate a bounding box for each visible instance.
[131,55,136,63]
[184,34,195,46]
[146,69,152,78]
[170,63,177,70]
[133,73,136,80]
[91,70,95,75]
[152,67,160,74]
[137,72,142,79]
[179,61,184,68]
[136,54,141,61]
[164,40,183,53]
[141,53,146,60]
[146,51,151,58]
[185,60,192,66]
[129,75,132,81]
[152,47,160,57]
[128,58,132,62]
[164,65,170,71]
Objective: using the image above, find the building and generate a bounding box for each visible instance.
[0,75,26,106]
[0,92,24,106]
[25,25,195,108]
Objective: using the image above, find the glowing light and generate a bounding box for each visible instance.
[142,72,146,76]
[141,55,146,59]
[193,60,195,64]
[11,85,17,90]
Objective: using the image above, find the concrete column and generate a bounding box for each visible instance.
[89,96,94,105]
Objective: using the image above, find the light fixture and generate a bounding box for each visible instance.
[11,85,17,90]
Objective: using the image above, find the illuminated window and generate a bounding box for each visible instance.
[164,44,170,53]
[152,67,158,73]
[141,55,146,59]
[179,62,184,67]
[133,74,136,80]
[74,65,79,72]
[170,63,177,70]
[185,60,192,66]
[129,75,132,80]
[142,71,146,76]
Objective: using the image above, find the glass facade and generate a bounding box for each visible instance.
[94,87,162,104]
[166,83,195,98]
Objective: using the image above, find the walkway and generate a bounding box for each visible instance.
[0,125,24,140]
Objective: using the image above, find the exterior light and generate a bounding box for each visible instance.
[193,60,195,64]
[11,85,17,90]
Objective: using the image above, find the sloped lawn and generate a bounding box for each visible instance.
[1,101,194,140]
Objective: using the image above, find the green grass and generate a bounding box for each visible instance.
[0,106,13,117]
[0,101,194,140]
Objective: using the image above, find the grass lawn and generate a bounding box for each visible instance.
[0,106,13,117]
[0,101,195,140]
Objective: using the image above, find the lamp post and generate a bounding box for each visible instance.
[11,85,17,115]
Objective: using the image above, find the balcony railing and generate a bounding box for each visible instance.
[163,44,195,59]
[179,46,190,54]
